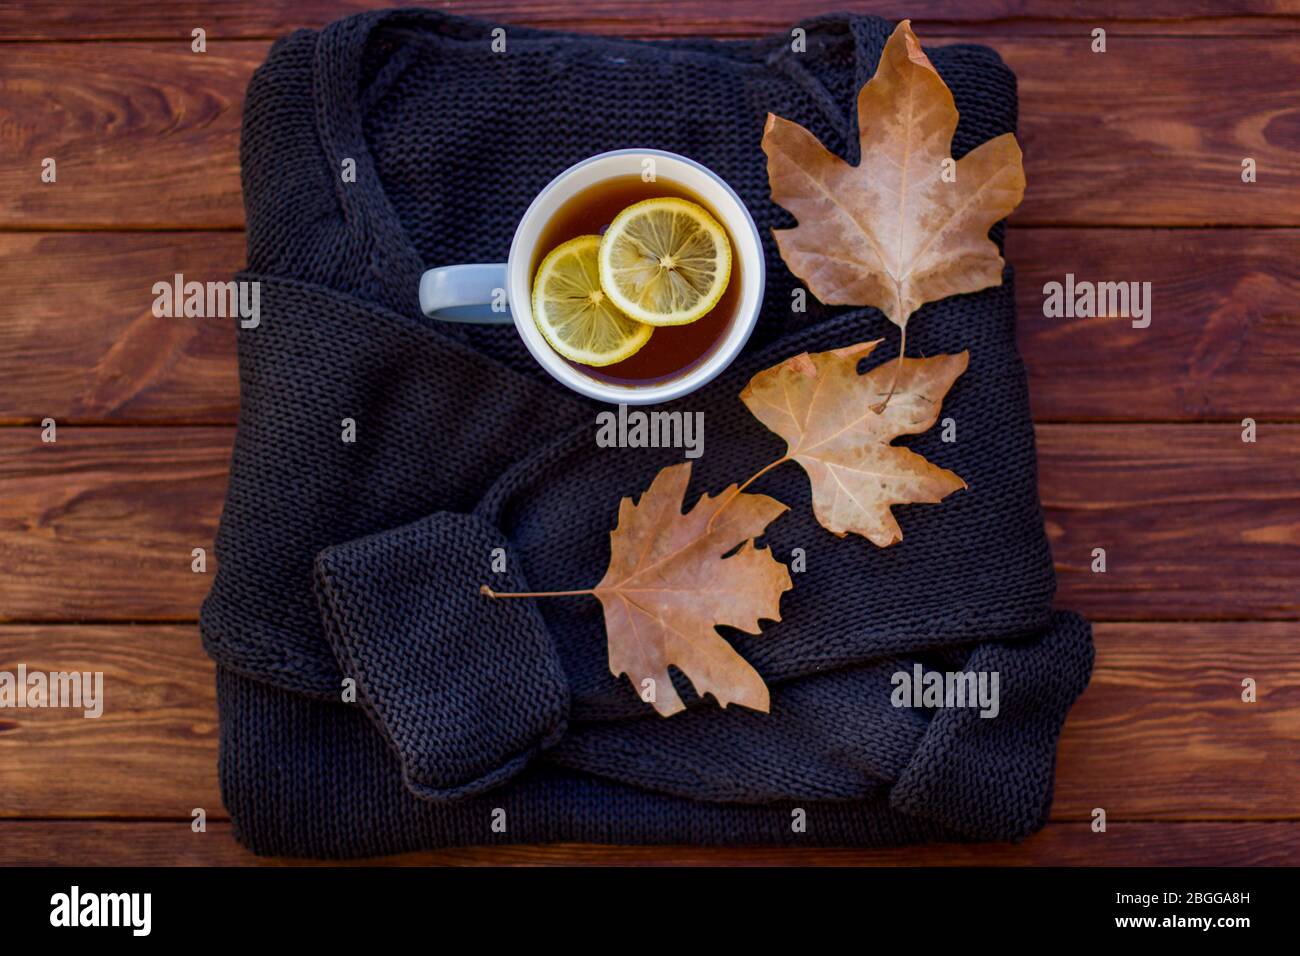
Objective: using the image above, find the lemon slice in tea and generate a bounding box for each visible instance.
[532,235,653,366]
[597,198,732,327]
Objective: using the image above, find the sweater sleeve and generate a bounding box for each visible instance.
[312,491,1091,837]
[313,512,569,802]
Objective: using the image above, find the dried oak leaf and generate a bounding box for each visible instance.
[741,340,968,547]
[762,19,1025,329]
[595,461,791,717]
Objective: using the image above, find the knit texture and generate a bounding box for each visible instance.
[201,8,1094,858]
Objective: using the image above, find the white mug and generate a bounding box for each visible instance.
[418,149,765,405]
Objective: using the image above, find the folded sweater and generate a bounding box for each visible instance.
[200,7,1094,858]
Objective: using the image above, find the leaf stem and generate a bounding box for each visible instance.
[480,584,594,600]
[871,323,907,414]
[705,455,790,534]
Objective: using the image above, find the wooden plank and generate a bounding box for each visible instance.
[1010,229,1300,422]
[0,233,242,425]
[1038,424,1300,620]
[2,426,1296,621]
[3,230,1297,425]
[2,623,1295,819]
[0,42,264,230]
[2,1,1299,40]
[0,821,1295,865]
[1053,622,1300,820]
[0,429,228,621]
[2,38,1298,227]
[0,626,219,816]
[1001,37,1300,226]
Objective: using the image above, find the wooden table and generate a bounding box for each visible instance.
[1,1,1297,866]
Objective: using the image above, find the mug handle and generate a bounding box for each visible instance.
[418,264,513,323]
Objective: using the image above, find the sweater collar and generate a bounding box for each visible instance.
[309,8,892,323]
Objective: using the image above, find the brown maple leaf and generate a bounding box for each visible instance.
[762,19,1023,404]
[740,340,968,547]
[594,462,789,716]
[483,461,791,717]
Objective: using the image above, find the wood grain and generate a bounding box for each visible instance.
[2,37,1299,227]
[0,233,242,424]
[2,229,1297,425]
[2,622,1295,820]
[0,42,263,229]
[0,626,218,816]
[1012,229,1300,421]
[0,429,227,621]
[2,1,1299,40]
[1,821,1295,866]
[2,426,1296,621]
[1054,622,1300,820]
[1002,37,1300,226]
[1037,424,1300,620]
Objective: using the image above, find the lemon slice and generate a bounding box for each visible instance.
[598,198,732,326]
[532,235,653,366]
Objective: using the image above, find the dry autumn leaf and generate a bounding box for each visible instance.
[595,462,791,715]
[484,461,791,717]
[762,19,1023,402]
[740,340,968,547]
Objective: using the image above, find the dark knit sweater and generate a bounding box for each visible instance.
[200,8,1094,857]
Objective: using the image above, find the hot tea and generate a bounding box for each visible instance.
[531,175,741,387]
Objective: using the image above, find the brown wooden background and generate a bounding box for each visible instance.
[1,1,1297,866]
